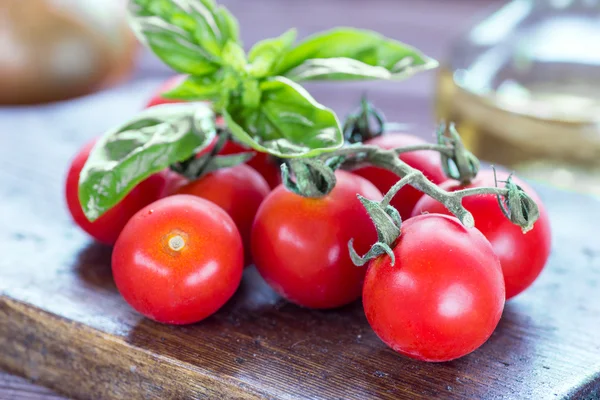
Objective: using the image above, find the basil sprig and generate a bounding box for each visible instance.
[128,0,436,158]
[79,0,436,220]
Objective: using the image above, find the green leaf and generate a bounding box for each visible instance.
[284,57,393,81]
[222,41,247,73]
[132,18,220,75]
[274,28,438,81]
[248,29,297,78]
[128,0,241,73]
[241,79,261,109]
[162,74,223,101]
[224,77,343,158]
[214,5,240,46]
[78,103,216,221]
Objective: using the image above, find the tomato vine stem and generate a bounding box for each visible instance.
[304,128,540,266]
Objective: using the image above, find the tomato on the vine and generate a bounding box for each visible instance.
[173,164,270,264]
[251,170,382,309]
[353,133,446,220]
[112,195,244,325]
[65,140,166,245]
[412,169,551,299]
[363,214,505,362]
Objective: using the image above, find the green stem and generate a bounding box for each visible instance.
[366,150,476,227]
[394,144,454,157]
[322,143,540,266]
[455,187,508,199]
[381,172,419,207]
[321,143,520,230]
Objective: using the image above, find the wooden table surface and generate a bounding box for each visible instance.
[3,0,600,399]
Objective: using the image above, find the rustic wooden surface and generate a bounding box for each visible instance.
[2,0,600,399]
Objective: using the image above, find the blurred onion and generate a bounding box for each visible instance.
[0,0,137,104]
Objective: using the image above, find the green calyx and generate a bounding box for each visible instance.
[494,170,540,233]
[437,122,480,184]
[348,196,401,266]
[343,96,386,144]
[281,158,341,198]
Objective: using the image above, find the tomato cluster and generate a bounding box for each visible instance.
[65,76,551,362]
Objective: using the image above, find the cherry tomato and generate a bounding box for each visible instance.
[65,140,166,245]
[158,169,189,198]
[112,195,244,325]
[353,133,446,220]
[412,170,551,299]
[220,141,281,189]
[174,164,270,264]
[251,170,382,309]
[145,75,187,108]
[364,214,505,362]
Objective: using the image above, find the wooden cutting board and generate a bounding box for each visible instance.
[1,1,600,398]
[1,76,600,400]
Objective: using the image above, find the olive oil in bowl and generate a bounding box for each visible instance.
[436,0,600,196]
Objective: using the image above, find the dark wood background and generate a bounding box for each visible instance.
[3,0,600,399]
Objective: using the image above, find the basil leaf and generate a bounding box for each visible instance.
[129,0,240,73]
[222,41,247,73]
[162,74,223,101]
[284,57,393,81]
[224,77,343,158]
[248,29,297,78]
[214,5,240,46]
[131,17,220,75]
[78,103,216,221]
[241,79,261,109]
[275,28,437,81]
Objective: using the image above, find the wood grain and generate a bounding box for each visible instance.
[0,372,66,400]
[1,0,600,399]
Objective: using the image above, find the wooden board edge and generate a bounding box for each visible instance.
[563,371,600,400]
[0,295,267,400]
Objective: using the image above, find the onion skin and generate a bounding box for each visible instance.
[0,0,137,105]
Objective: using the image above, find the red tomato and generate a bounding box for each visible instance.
[145,75,187,108]
[251,170,382,309]
[65,140,166,245]
[220,141,281,189]
[112,195,244,324]
[174,164,270,265]
[353,133,446,220]
[412,170,551,300]
[363,214,505,362]
[158,169,189,198]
